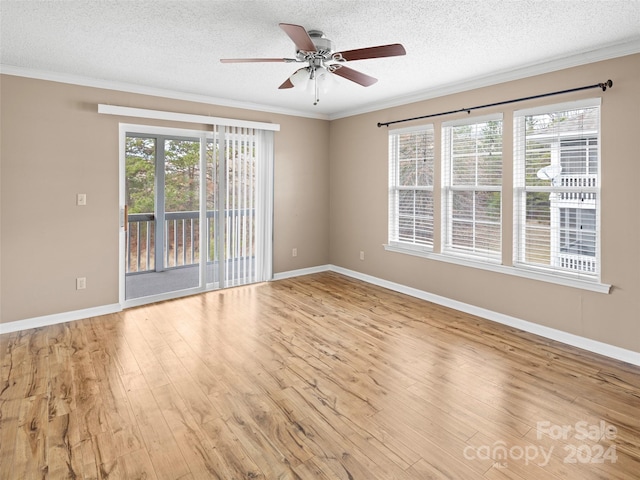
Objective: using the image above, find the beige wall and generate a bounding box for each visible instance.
[0,75,329,323]
[2,54,639,356]
[329,54,640,353]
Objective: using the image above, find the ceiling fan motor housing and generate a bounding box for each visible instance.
[304,30,334,57]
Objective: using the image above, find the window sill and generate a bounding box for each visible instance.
[383,243,611,294]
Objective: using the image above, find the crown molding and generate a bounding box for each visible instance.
[0,64,330,121]
[329,38,640,120]
[2,37,638,122]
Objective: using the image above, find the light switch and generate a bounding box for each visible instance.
[77,193,87,206]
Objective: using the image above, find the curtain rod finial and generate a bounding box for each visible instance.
[600,79,613,91]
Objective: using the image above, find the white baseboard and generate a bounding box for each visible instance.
[0,303,122,335]
[272,265,332,280]
[3,266,638,367]
[276,264,640,367]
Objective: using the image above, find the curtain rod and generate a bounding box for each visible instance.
[377,79,613,128]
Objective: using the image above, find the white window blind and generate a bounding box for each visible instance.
[442,116,503,261]
[513,99,600,280]
[388,125,435,248]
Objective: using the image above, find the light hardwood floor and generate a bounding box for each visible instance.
[1,272,639,479]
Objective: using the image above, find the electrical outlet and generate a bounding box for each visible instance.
[76,277,86,290]
[360,251,365,261]
[77,193,87,206]
[292,248,298,257]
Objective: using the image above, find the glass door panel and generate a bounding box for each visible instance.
[161,138,200,289]
[124,135,201,301]
[125,136,156,275]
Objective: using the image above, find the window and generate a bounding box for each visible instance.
[513,100,600,279]
[385,98,607,293]
[442,116,503,261]
[388,125,435,248]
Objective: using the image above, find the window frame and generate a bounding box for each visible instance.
[388,124,436,251]
[513,99,602,282]
[441,114,503,263]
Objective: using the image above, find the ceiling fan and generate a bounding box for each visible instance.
[220,23,406,105]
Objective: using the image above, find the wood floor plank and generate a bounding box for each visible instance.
[0,271,639,479]
[273,384,424,474]
[293,455,340,480]
[289,414,389,480]
[124,320,171,391]
[127,386,191,480]
[11,393,48,479]
[117,447,159,480]
[47,325,76,420]
[1,329,49,401]
[151,383,256,480]
[200,416,269,480]
[0,397,21,477]
[406,456,486,480]
[47,413,81,479]
[228,384,316,466]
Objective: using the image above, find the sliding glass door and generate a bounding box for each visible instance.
[121,124,272,305]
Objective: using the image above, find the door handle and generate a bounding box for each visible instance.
[124,205,128,232]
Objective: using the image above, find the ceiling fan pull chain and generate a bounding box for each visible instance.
[313,65,320,105]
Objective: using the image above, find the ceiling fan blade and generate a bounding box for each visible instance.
[220,58,292,63]
[332,65,378,87]
[279,23,316,52]
[279,78,294,89]
[335,43,406,61]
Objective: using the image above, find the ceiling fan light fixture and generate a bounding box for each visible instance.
[290,67,311,88]
[315,66,335,94]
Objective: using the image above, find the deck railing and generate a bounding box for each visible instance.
[126,209,255,274]
[127,213,156,272]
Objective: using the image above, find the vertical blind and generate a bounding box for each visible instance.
[225,127,254,286]
[513,100,600,279]
[442,116,503,260]
[215,126,274,288]
[388,125,435,248]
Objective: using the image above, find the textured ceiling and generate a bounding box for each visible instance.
[1,0,639,119]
